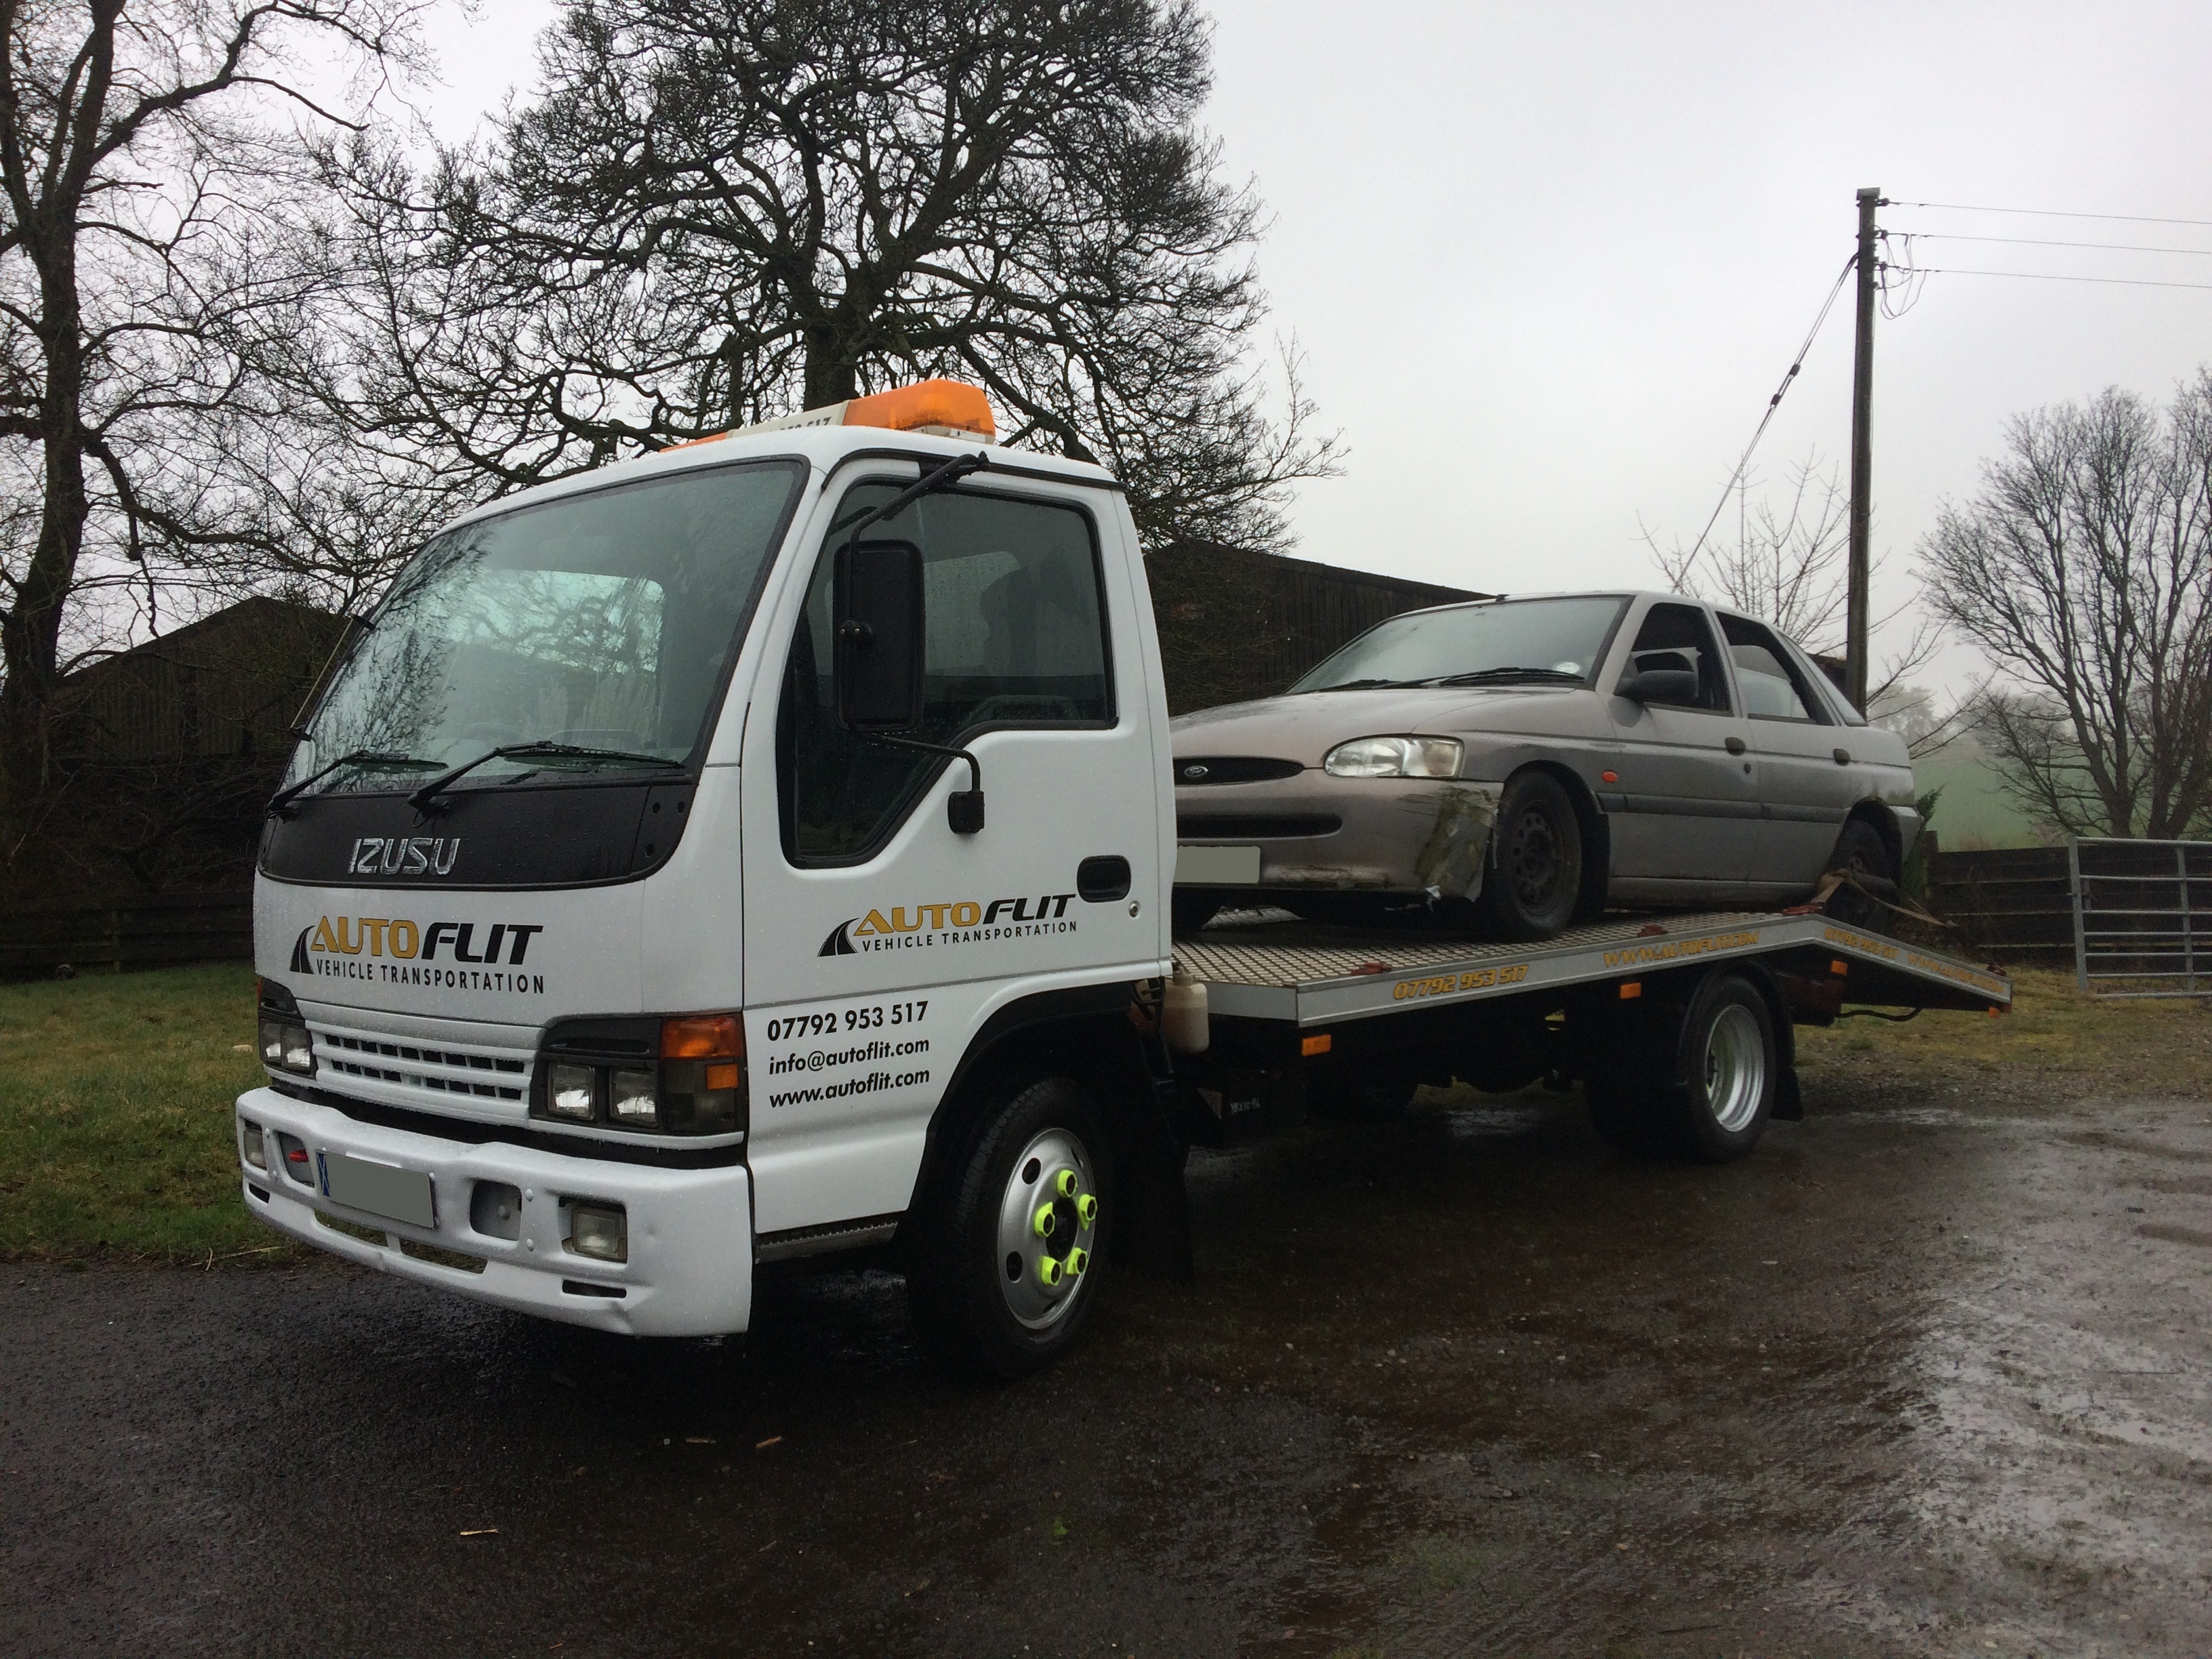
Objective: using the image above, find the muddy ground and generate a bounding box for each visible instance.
[3,1036,2208,1657]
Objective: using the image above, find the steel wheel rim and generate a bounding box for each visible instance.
[1506,806,1564,909]
[1703,1003,1765,1132]
[994,1127,1099,1330]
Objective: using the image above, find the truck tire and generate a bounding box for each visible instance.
[907,1075,1113,1380]
[1586,970,1777,1162]
[1476,771,1583,941]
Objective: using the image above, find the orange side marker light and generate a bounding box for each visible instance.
[1301,1033,1332,1057]
[1618,981,1642,1000]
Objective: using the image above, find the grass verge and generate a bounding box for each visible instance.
[1795,966,2212,1102]
[0,962,290,1264]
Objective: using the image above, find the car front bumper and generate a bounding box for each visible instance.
[234,1086,753,1336]
[1174,775,1505,900]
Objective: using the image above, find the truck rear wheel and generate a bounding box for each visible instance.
[1586,970,1776,1162]
[907,1076,1112,1380]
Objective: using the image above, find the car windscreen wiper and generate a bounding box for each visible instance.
[1310,677,1428,692]
[267,750,441,817]
[407,741,684,813]
[1422,667,1589,687]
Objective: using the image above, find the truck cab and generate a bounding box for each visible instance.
[240,383,1182,1374]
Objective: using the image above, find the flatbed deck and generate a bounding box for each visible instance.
[1175,908,2011,1026]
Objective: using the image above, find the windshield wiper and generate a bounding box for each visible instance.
[268,750,440,817]
[1311,677,1426,692]
[1421,668,1588,687]
[408,741,684,813]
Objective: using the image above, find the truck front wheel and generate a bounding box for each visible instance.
[907,1076,1113,1379]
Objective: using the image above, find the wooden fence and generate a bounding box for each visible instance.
[1924,846,2073,967]
[0,892,253,977]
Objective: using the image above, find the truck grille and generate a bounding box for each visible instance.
[303,1008,538,1120]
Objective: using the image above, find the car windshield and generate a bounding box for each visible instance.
[1290,596,1628,692]
[285,461,804,796]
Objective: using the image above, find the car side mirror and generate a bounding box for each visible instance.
[834,538,924,732]
[1614,668,1700,705]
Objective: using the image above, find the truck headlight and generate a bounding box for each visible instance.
[547,1063,596,1120]
[259,1017,315,1073]
[529,1014,747,1137]
[241,1120,268,1171]
[255,979,315,1076]
[1322,736,1465,779]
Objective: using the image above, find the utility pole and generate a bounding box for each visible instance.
[1845,185,1881,711]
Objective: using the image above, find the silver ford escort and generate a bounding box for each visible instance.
[1170,591,1918,939]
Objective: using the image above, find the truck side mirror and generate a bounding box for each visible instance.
[834,538,925,731]
[1614,668,1700,705]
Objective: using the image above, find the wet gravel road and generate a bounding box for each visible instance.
[5,1075,2209,1658]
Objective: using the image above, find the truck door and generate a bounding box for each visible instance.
[1715,612,1858,893]
[1601,600,1761,899]
[737,468,1165,1237]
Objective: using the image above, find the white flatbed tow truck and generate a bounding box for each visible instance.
[232,379,2009,1378]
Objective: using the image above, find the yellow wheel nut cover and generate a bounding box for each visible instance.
[1066,1246,1088,1275]
[1076,1193,1098,1226]
[1037,1254,1064,1288]
[1032,1205,1057,1239]
[1054,1169,1079,1197]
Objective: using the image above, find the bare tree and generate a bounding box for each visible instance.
[1643,450,1939,712]
[323,0,1337,551]
[1921,375,2212,839]
[0,0,426,803]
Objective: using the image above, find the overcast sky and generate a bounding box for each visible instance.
[411,0,2212,693]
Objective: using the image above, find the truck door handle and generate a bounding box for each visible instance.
[1077,855,1131,903]
[1725,737,1746,755]
[1832,748,1851,764]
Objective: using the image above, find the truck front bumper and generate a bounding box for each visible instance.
[234,1086,752,1336]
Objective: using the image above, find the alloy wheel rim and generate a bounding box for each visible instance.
[1703,1004,1766,1132]
[994,1127,1099,1330]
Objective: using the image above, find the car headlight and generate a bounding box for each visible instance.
[1322,736,1465,779]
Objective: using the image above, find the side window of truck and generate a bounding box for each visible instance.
[777,483,1113,863]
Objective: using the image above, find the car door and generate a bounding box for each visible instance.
[738,467,1165,1237]
[1715,612,1859,893]
[1600,599,1762,903]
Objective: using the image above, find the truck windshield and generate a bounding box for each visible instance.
[285,462,804,796]
[1290,595,1627,692]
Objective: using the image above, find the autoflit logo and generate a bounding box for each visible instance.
[290,914,547,992]
[819,893,1078,957]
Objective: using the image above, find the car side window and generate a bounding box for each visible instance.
[777,483,1112,864]
[1622,602,1732,712]
[1717,613,1827,724]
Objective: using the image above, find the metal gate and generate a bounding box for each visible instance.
[2069,836,2212,998]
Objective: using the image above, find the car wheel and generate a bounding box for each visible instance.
[1822,818,1896,930]
[1475,771,1584,940]
[906,1076,1111,1380]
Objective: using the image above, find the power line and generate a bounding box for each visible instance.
[1683,255,1858,562]
[1891,200,2212,229]
[1905,232,2212,258]
[1905,266,2212,293]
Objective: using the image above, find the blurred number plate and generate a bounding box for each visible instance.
[1176,844,1261,885]
[321,1152,434,1229]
